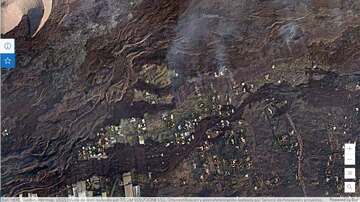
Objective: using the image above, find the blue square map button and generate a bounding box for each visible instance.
[0,53,16,69]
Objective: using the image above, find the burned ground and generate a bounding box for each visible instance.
[1,0,360,197]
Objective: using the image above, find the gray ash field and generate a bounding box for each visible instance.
[1,0,360,197]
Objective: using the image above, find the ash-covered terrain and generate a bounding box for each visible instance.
[1,0,360,197]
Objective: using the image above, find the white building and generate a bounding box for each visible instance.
[123,172,134,197]
[72,181,93,197]
[133,185,141,197]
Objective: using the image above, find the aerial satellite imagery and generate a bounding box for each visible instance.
[1,0,360,199]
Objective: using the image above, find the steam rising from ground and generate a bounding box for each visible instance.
[166,0,246,98]
[166,0,243,80]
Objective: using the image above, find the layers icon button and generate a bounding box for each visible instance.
[344,168,356,179]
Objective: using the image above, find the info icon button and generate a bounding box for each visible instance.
[0,38,15,53]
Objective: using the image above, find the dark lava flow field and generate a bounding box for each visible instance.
[1,0,360,197]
